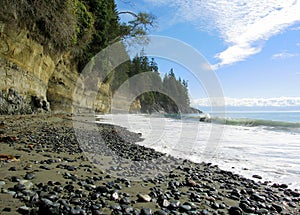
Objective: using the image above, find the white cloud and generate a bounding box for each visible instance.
[192,97,300,107]
[144,0,300,68]
[272,51,299,60]
[292,26,300,30]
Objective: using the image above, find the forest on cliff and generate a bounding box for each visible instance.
[0,0,195,113]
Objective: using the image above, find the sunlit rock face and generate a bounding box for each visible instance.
[0,24,112,114]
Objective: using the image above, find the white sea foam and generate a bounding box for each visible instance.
[96,113,300,189]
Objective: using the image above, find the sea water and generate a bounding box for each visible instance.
[96,111,300,189]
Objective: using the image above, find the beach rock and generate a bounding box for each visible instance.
[160,199,170,208]
[228,206,243,215]
[67,165,76,171]
[250,193,266,202]
[211,202,220,209]
[17,206,31,214]
[183,202,197,209]
[168,200,180,209]
[24,173,35,180]
[111,191,119,201]
[252,175,262,179]
[111,204,122,211]
[231,189,240,198]
[3,207,11,212]
[154,210,168,215]
[180,204,192,211]
[122,205,134,213]
[239,202,255,213]
[14,180,33,191]
[8,166,17,171]
[96,186,109,194]
[186,179,197,187]
[137,194,152,202]
[141,208,152,215]
[257,208,268,214]
[288,202,297,208]
[201,209,210,214]
[272,203,283,212]
[280,183,288,188]
[70,207,82,215]
[120,197,131,205]
[40,165,51,170]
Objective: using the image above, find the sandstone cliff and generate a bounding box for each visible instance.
[0,23,111,114]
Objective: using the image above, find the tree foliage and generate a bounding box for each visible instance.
[0,0,155,70]
[110,55,190,113]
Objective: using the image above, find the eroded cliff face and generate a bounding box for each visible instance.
[0,23,111,114]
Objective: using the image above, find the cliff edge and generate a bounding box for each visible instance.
[0,23,111,114]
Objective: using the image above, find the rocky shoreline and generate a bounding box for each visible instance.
[0,114,299,214]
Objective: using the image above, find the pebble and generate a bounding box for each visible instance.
[0,117,299,215]
[9,166,17,171]
[201,209,210,215]
[3,207,11,212]
[141,208,152,215]
[168,200,180,209]
[67,165,76,171]
[111,204,122,211]
[14,183,26,191]
[138,193,152,202]
[257,208,268,214]
[154,210,168,215]
[120,197,131,204]
[96,186,109,194]
[180,204,192,211]
[24,173,35,180]
[160,199,170,208]
[251,193,266,202]
[288,202,297,208]
[17,206,31,214]
[111,191,119,201]
[186,179,197,187]
[272,203,283,212]
[40,165,51,170]
[228,206,243,215]
[252,175,262,179]
[239,202,255,213]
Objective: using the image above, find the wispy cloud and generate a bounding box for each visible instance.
[292,26,300,31]
[144,0,300,69]
[192,97,300,107]
[272,51,299,60]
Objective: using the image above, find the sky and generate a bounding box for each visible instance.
[116,0,300,110]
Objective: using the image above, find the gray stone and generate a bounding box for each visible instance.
[141,208,152,215]
[17,206,31,214]
[24,173,35,180]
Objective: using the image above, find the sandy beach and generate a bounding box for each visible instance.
[0,114,299,214]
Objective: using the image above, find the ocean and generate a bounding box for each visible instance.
[96,111,300,189]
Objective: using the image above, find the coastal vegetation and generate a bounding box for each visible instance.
[109,55,192,113]
[0,0,195,114]
[0,0,154,69]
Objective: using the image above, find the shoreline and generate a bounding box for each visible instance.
[0,114,299,214]
[95,113,300,190]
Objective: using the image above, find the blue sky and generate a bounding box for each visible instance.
[116,0,300,109]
